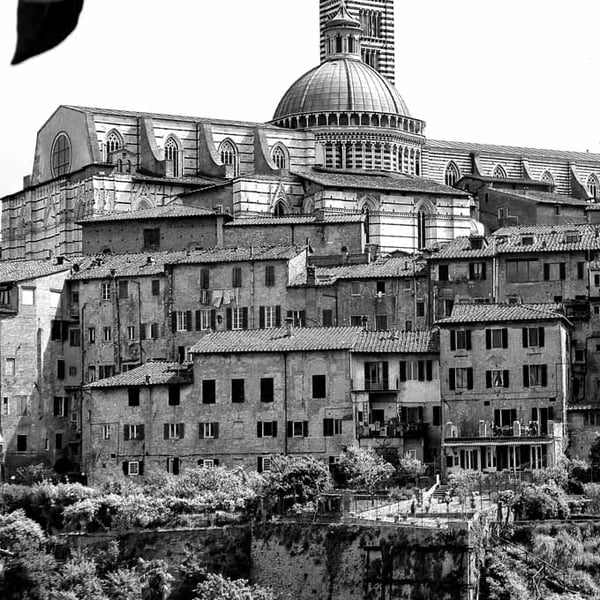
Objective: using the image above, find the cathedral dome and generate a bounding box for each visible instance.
[273,58,410,122]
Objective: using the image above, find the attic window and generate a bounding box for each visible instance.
[521,236,534,246]
[470,237,484,250]
[565,232,580,244]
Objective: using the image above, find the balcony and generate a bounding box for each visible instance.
[357,422,402,438]
[402,422,428,438]
[364,380,392,392]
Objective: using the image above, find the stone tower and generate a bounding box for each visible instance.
[319,0,396,84]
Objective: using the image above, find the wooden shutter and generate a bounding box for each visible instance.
[138,461,144,475]
[449,369,456,390]
[287,421,293,437]
[242,307,249,329]
[400,407,408,423]
[502,328,508,349]
[257,457,263,473]
[138,425,144,440]
[303,421,309,437]
[538,327,545,347]
[122,462,129,475]
[195,310,202,331]
[259,306,265,329]
[171,312,177,332]
[426,361,433,381]
[450,330,456,351]
[469,263,475,280]
[522,328,528,348]
[123,425,130,441]
[213,423,219,439]
[151,323,159,339]
[164,424,169,439]
[503,370,510,388]
[485,329,491,349]
[186,311,192,331]
[559,263,566,280]
[418,406,424,422]
[199,423,205,439]
[466,330,472,350]
[257,422,262,438]
[210,310,217,330]
[548,406,554,421]
[140,324,147,340]
[485,371,492,388]
[179,423,185,439]
[481,263,487,280]
[382,362,389,388]
[523,365,529,387]
[543,264,550,280]
[275,306,281,327]
[541,365,548,386]
[467,368,473,390]
[272,421,278,438]
[226,308,232,330]
[494,409,500,427]
[399,361,406,382]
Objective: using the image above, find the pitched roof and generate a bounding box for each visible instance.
[86,361,193,388]
[226,213,365,226]
[293,168,469,196]
[77,204,221,224]
[0,259,72,284]
[427,138,600,164]
[69,246,305,281]
[314,256,426,284]
[352,329,439,354]
[428,237,496,260]
[493,223,600,253]
[191,326,440,355]
[436,303,566,325]
[492,189,589,206]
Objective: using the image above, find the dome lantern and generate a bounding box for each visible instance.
[323,0,362,61]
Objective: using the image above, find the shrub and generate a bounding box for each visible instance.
[338,447,394,494]
[193,573,277,600]
[513,483,570,520]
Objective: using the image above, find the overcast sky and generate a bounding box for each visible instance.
[1,0,600,196]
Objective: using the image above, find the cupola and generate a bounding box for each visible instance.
[322,0,362,60]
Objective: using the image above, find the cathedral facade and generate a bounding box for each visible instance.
[2,0,600,261]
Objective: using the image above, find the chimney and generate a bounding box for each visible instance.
[361,316,368,331]
[284,317,294,337]
[145,375,151,385]
[313,208,324,222]
[306,266,316,286]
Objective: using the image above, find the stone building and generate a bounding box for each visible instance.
[438,303,570,474]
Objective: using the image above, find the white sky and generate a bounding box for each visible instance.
[1,0,600,196]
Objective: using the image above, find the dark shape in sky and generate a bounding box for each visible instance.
[12,0,84,65]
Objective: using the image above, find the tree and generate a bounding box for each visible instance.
[193,573,277,600]
[338,447,394,494]
[396,454,424,483]
[590,436,600,480]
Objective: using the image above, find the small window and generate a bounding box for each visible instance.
[53,396,69,417]
[151,279,161,296]
[168,385,180,406]
[16,435,27,452]
[416,301,425,318]
[200,269,210,290]
[127,326,136,341]
[125,461,141,476]
[0,289,10,305]
[102,425,111,440]
[88,327,96,344]
[5,358,15,376]
[69,329,81,347]
[351,282,361,296]
[21,287,35,305]
[438,265,449,281]
[87,366,96,383]
[202,380,216,404]
[322,309,334,327]
[265,265,275,287]
[2,397,9,416]
[375,315,388,331]
[323,418,343,436]
[257,421,278,438]
[432,406,441,427]
[287,421,309,438]
[101,282,111,301]
[128,387,140,407]
[143,228,160,250]
[405,320,413,332]
[231,379,245,403]
[51,133,71,177]
[260,378,274,402]
[57,360,65,380]
[232,267,242,288]
[164,423,185,440]
[166,457,180,475]
[103,327,112,342]
[312,375,326,398]
[118,280,129,299]
[199,422,219,439]
[376,281,386,294]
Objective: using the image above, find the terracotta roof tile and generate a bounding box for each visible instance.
[86,361,193,388]
[293,168,469,196]
[428,237,496,260]
[314,257,426,284]
[0,259,72,284]
[77,204,220,224]
[226,213,365,226]
[175,245,306,265]
[437,303,566,325]
[352,329,439,354]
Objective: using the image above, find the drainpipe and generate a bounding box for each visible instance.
[129,280,144,364]
[283,352,288,455]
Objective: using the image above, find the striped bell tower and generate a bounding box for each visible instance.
[319,0,396,84]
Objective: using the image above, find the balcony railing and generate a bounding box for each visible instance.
[357,421,428,439]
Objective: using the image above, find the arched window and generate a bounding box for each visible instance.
[541,170,554,186]
[218,139,239,176]
[271,144,288,170]
[492,164,507,179]
[445,162,461,187]
[417,209,427,250]
[588,174,599,200]
[273,201,286,216]
[164,136,181,177]
[51,133,71,177]
[104,130,122,161]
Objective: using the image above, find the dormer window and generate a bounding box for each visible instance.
[521,235,534,246]
[565,232,580,244]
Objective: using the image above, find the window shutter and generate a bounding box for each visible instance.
[272,421,278,438]
[510,409,517,424]
[171,312,177,332]
[494,409,500,427]
[179,423,185,439]
[138,461,144,476]
[275,306,281,327]
[467,368,473,389]
[140,324,147,341]
[523,365,529,387]
[426,361,433,381]
[195,310,201,331]
[485,371,492,388]
[257,457,263,473]
[466,330,472,350]
[482,263,487,280]
[538,327,545,347]
[485,329,491,349]
[532,407,538,422]
[242,307,249,329]
[226,308,232,330]
[559,263,566,280]
[259,307,265,329]
[382,361,389,388]
[138,425,144,440]
[62,321,69,341]
[502,328,508,349]
[541,365,548,387]
[323,419,329,436]
[503,370,510,388]
[469,263,474,280]
[399,361,406,382]
[257,422,262,438]
[522,328,528,348]
[287,421,293,438]
[210,310,217,330]
[364,363,370,387]
[213,459,220,467]
[164,424,169,440]
[449,369,456,391]
[303,421,309,437]
[213,423,219,439]
[543,264,550,280]
[123,425,130,441]
[400,407,407,423]
[417,361,425,382]
[199,424,205,439]
[123,461,129,475]
[548,406,554,421]
[450,330,456,351]
[186,311,192,331]
[418,406,424,422]
[151,323,159,339]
